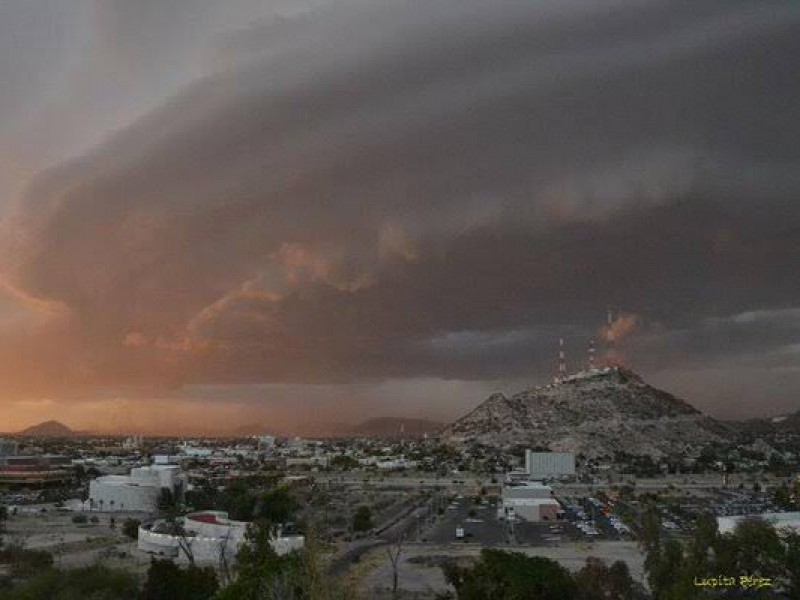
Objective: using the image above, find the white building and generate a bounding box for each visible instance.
[717,512,800,535]
[0,438,19,457]
[501,482,562,522]
[179,444,215,459]
[138,511,304,564]
[89,464,186,513]
[258,435,276,451]
[524,451,576,480]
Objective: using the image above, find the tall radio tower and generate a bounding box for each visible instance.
[606,307,616,363]
[588,338,596,371]
[555,337,567,382]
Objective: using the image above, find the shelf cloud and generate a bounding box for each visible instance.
[0,0,799,428]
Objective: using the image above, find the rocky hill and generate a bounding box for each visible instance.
[17,420,74,437]
[443,367,733,458]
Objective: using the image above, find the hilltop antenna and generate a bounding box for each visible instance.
[588,338,596,371]
[606,307,616,364]
[555,337,567,382]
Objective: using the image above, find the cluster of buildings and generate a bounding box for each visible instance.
[499,451,576,523]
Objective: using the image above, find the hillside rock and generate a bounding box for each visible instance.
[443,367,732,459]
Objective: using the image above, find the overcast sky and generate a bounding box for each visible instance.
[0,0,799,433]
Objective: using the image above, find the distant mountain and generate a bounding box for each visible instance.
[443,367,733,459]
[18,420,74,437]
[231,422,352,438]
[728,411,800,441]
[349,417,443,438]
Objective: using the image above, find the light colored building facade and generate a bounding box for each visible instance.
[718,512,800,535]
[524,451,576,480]
[89,464,185,513]
[138,511,304,564]
[501,481,561,522]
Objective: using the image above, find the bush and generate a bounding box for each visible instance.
[142,559,218,600]
[0,544,54,578]
[122,518,140,540]
[352,506,373,532]
[0,564,138,598]
[71,514,88,524]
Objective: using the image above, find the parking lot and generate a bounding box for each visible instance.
[423,495,506,545]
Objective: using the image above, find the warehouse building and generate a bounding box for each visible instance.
[524,451,576,480]
[501,481,562,522]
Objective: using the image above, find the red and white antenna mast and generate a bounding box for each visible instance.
[555,337,567,382]
[606,307,616,364]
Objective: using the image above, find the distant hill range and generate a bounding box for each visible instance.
[443,367,734,459]
[727,411,800,440]
[16,420,75,437]
[232,417,442,438]
[348,417,443,438]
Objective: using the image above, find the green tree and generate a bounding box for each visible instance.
[157,488,177,515]
[219,480,257,521]
[784,530,800,600]
[575,557,647,599]
[256,487,298,524]
[639,506,661,554]
[352,506,373,532]
[442,549,577,599]
[122,518,140,540]
[215,522,350,600]
[142,559,218,600]
[644,514,796,599]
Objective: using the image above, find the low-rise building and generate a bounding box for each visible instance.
[138,511,304,564]
[501,481,562,522]
[524,451,576,480]
[89,463,186,513]
[717,512,800,535]
[0,454,73,487]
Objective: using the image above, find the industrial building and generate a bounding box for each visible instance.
[138,511,304,564]
[501,481,562,522]
[89,461,186,513]
[0,441,73,487]
[524,451,576,480]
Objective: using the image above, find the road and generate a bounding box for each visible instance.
[328,496,432,575]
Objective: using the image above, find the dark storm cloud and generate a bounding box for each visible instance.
[3,0,800,415]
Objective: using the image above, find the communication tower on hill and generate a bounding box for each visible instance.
[554,337,567,383]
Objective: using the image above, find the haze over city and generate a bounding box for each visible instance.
[1,0,799,434]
